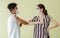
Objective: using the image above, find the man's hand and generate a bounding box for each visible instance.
[19,23,22,27]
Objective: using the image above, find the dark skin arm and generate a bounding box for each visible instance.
[16,16,28,25]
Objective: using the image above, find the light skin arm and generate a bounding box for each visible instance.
[28,17,44,25]
[28,22,42,25]
[28,19,43,25]
[47,18,59,30]
[16,16,28,25]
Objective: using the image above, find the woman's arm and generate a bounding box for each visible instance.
[28,22,42,25]
[48,18,59,30]
[28,16,44,25]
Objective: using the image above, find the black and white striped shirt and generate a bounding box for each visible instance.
[29,15,52,38]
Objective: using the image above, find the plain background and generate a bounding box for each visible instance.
[0,0,60,38]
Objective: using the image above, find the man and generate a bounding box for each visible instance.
[7,3,28,38]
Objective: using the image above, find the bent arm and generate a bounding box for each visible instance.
[28,16,43,25]
[28,22,42,25]
[48,18,59,30]
[16,16,28,25]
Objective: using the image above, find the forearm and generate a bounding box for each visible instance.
[48,24,59,30]
[16,16,28,25]
[21,20,28,25]
[28,22,42,25]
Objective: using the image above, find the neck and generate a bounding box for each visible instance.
[39,12,45,17]
[11,11,16,14]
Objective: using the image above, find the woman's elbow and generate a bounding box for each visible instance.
[55,23,59,27]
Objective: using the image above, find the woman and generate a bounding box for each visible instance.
[29,4,59,38]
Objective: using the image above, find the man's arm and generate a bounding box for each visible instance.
[19,23,22,27]
[16,16,28,25]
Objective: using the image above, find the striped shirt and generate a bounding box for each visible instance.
[29,15,52,38]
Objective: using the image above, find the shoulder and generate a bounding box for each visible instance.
[46,15,52,18]
[33,16,38,19]
[8,14,16,21]
[46,15,52,21]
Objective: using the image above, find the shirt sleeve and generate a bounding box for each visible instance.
[48,15,52,21]
[29,16,37,22]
